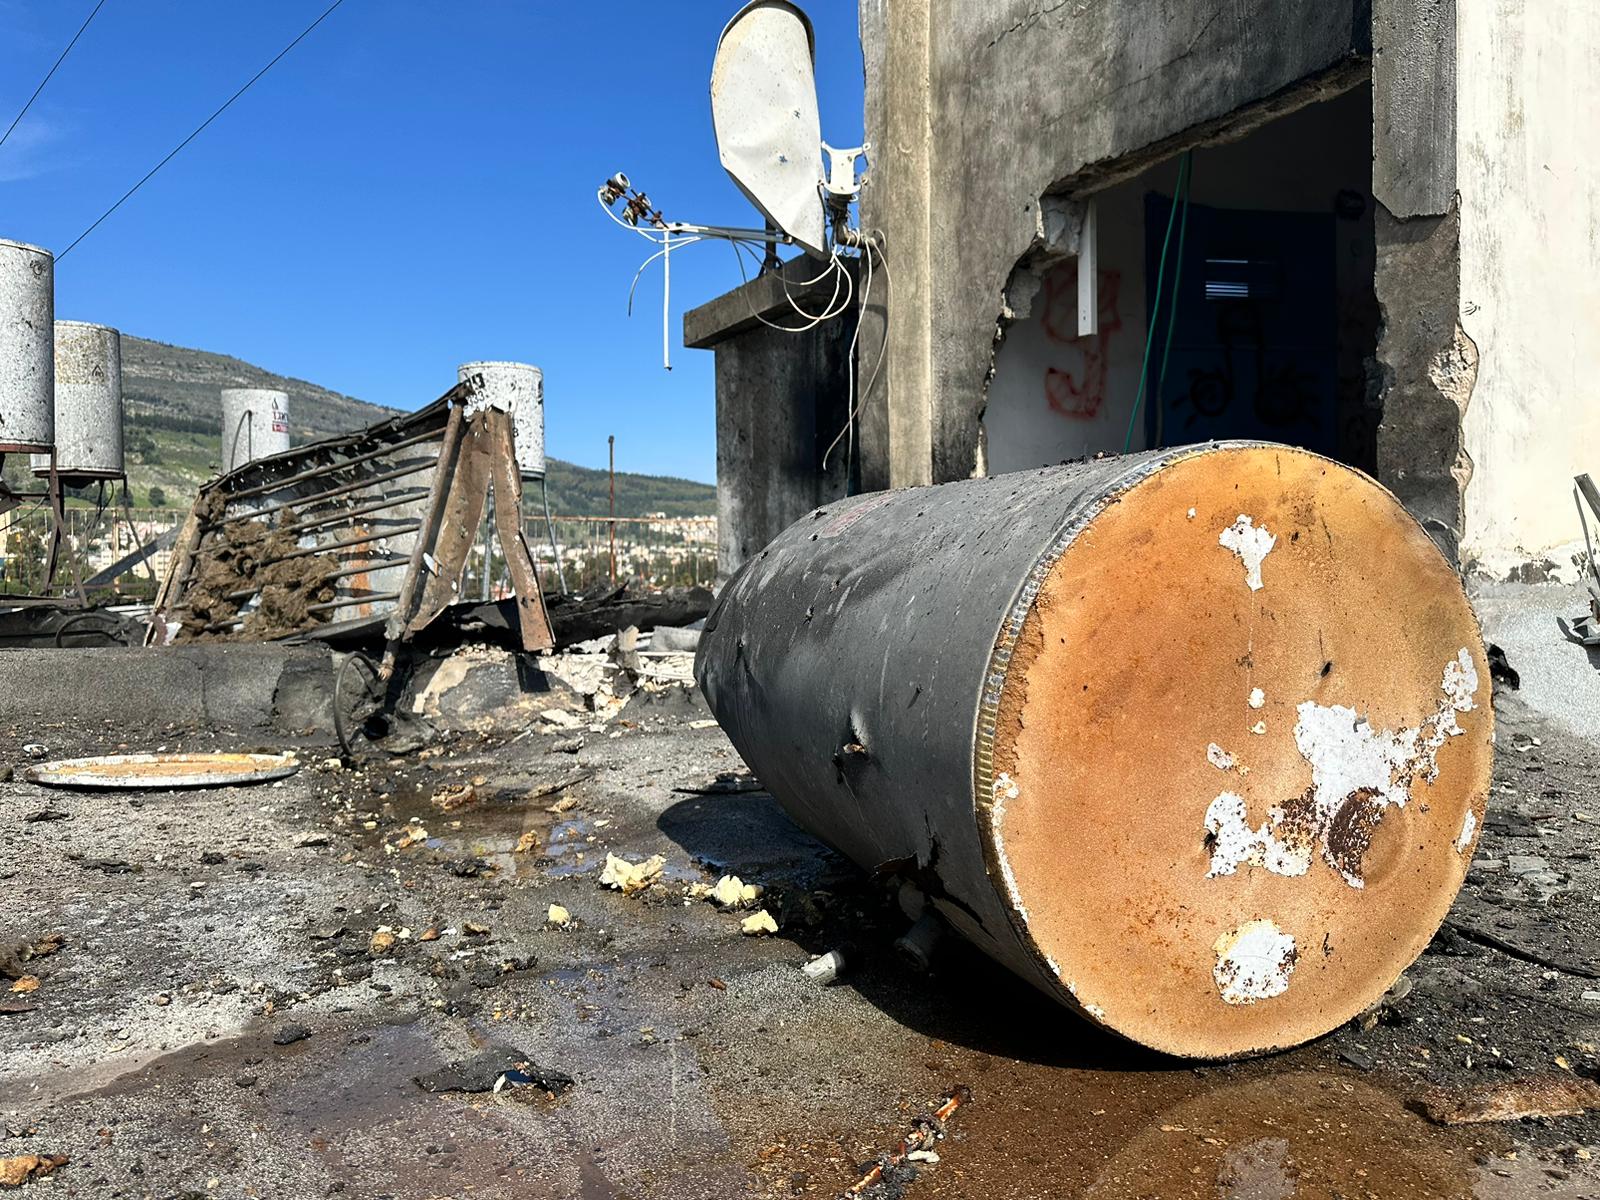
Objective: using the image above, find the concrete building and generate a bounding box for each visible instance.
[689,0,1599,580]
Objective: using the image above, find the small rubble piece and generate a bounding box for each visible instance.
[1,932,65,988]
[430,782,476,812]
[846,1086,971,1196]
[740,910,779,936]
[710,875,763,910]
[413,1045,573,1096]
[802,949,847,985]
[21,809,68,824]
[540,709,582,730]
[546,905,571,927]
[514,831,540,854]
[1420,1075,1600,1125]
[369,929,398,956]
[1356,973,1413,1030]
[0,1153,68,1187]
[272,1024,312,1047]
[599,852,664,895]
[389,825,428,852]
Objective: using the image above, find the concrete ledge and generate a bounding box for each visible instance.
[0,643,336,734]
[683,255,856,349]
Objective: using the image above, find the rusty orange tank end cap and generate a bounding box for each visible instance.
[984,446,1492,1059]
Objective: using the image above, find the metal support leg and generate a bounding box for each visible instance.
[540,474,567,596]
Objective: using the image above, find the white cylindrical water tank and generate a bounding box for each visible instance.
[31,321,124,481]
[0,238,55,453]
[458,361,544,476]
[220,388,291,473]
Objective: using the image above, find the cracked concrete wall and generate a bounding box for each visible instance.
[1457,0,1600,573]
[1373,207,1469,562]
[861,0,1367,484]
[1371,0,1466,564]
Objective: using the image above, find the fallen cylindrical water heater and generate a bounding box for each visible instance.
[696,442,1492,1058]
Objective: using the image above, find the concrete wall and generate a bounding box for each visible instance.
[1458,0,1600,573]
[685,261,858,576]
[984,88,1375,473]
[860,0,1368,486]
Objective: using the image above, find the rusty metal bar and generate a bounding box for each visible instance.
[210,459,437,526]
[307,590,401,614]
[191,557,410,605]
[222,427,444,502]
[278,489,431,537]
[274,522,422,561]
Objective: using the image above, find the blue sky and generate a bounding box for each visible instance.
[0,1,865,483]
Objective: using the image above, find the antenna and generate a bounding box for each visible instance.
[596,0,884,480]
[711,1,826,257]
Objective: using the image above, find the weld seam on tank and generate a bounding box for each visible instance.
[973,444,1209,1020]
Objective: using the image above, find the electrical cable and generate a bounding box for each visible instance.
[56,0,347,261]
[0,0,108,154]
[1152,151,1195,450]
[1122,152,1191,454]
[821,238,890,475]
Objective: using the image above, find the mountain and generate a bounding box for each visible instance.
[7,334,716,518]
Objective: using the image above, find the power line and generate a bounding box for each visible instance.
[57,0,347,262]
[0,0,110,153]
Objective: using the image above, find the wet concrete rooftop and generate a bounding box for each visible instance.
[3,662,1600,1198]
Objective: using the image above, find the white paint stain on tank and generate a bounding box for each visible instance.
[1205,792,1312,878]
[1205,649,1482,889]
[1455,808,1478,854]
[990,772,1028,921]
[1219,514,1276,591]
[1207,743,1236,771]
[1249,688,1266,709]
[1213,919,1296,1005]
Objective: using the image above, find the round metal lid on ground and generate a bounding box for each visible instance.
[23,752,300,790]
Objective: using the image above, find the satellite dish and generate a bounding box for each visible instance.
[711,1,826,257]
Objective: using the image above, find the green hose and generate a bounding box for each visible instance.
[1123,150,1194,453]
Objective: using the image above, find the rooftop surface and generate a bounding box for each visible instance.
[1,629,1598,1198]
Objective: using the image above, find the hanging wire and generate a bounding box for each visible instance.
[1152,151,1195,450]
[822,238,891,476]
[1122,150,1194,453]
[0,0,109,153]
[56,0,348,261]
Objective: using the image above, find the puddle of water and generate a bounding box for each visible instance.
[355,773,604,880]
[914,1061,1508,1199]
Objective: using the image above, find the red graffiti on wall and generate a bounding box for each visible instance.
[1040,263,1122,420]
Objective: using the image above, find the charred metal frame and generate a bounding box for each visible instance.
[148,376,554,661]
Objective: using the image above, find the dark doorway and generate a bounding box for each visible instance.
[1142,196,1341,457]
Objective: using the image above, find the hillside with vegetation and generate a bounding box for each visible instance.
[3,334,715,518]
